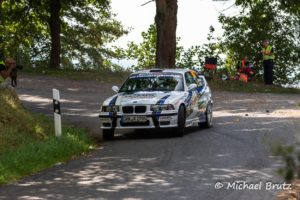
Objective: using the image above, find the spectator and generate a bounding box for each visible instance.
[262,39,275,85]
[234,56,256,82]
[0,57,16,89]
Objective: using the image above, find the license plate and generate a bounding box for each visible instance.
[123,116,148,123]
[100,118,111,123]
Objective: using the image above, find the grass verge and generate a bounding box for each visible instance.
[0,89,96,184]
[22,67,130,83]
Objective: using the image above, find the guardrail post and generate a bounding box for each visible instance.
[52,88,62,137]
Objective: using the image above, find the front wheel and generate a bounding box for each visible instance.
[199,102,213,128]
[103,129,114,140]
[174,105,185,137]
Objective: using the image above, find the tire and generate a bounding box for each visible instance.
[199,102,213,128]
[103,129,114,140]
[175,105,186,137]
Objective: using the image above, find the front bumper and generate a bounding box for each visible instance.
[99,111,178,129]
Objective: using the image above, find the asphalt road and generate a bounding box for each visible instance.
[1,74,300,200]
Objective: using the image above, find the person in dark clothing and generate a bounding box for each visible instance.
[262,40,275,85]
[0,58,16,88]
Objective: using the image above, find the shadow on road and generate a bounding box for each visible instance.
[112,127,206,141]
[1,113,284,200]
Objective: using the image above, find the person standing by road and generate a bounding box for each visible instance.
[0,57,16,88]
[262,39,275,85]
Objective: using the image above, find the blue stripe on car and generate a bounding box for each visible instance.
[108,95,118,129]
[109,95,118,106]
[156,95,171,105]
[197,86,204,93]
[152,95,171,126]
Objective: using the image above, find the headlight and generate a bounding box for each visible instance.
[101,105,119,112]
[151,104,175,112]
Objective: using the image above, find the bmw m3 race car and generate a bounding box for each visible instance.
[99,69,213,139]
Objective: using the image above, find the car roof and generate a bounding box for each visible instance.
[133,68,190,76]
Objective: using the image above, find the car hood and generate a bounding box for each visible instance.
[103,91,184,106]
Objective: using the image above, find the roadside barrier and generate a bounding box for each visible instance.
[53,89,62,137]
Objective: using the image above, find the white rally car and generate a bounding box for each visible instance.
[99,69,213,139]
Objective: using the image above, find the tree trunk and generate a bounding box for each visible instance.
[0,0,2,46]
[155,0,177,68]
[49,0,61,69]
[0,0,3,24]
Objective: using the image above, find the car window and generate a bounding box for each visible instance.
[197,77,205,87]
[185,72,197,86]
[119,73,184,92]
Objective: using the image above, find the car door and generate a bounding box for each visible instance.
[195,76,210,113]
[184,71,201,122]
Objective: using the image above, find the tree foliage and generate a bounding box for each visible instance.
[126,24,157,70]
[175,26,223,71]
[219,0,300,84]
[125,23,185,70]
[0,0,127,69]
[125,24,222,70]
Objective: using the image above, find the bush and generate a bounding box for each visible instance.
[273,144,300,181]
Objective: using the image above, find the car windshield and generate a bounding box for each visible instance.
[119,73,184,92]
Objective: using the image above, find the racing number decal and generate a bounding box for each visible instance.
[186,89,201,118]
[185,91,194,117]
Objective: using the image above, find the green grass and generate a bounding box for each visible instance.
[0,89,96,184]
[208,79,300,94]
[22,67,130,83]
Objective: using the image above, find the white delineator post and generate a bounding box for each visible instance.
[53,89,62,137]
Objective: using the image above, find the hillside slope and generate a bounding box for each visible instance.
[0,89,95,184]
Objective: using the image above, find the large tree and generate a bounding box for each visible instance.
[155,0,177,68]
[125,23,184,70]
[0,0,127,69]
[49,0,61,69]
[125,24,224,71]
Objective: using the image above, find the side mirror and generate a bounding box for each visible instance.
[112,86,119,93]
[188,83,197,91]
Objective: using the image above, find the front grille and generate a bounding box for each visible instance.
[122,106,147,114]
[123,106,134,113]
[135,106,146,113]
[120,121,150,127]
